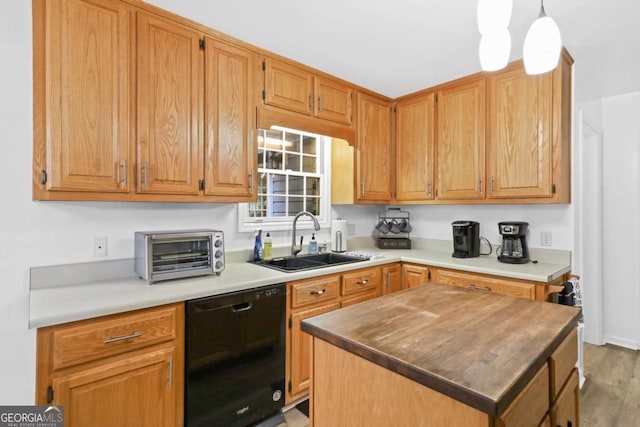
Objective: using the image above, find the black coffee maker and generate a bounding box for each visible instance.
[498,221,530,264]
[452,221,480,258]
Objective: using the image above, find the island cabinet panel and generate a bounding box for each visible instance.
[550,368,580,427]
[136,11,203,195]
[355,92,393,203]
[549,328,578,400]
[494,363,549,427]
[436,77,485,201]
[36,303,184,427]
[34,0,131,195]
[381,263,402,295]
[395,92,436,201]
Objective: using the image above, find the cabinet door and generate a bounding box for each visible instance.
[52,346,176,427]
[401,264,431,289]
[38,0,130,194]
[395,93,436,201]
[381,264,403,295]
[136,12,202,195]
[289,302,340,402]
[551,368,579,427]
[264,58,313,116]
[436,78,485,200]
[487,66,553,199]
[203,38,256,199]
[314,76,353,124]
[356,92,392,202]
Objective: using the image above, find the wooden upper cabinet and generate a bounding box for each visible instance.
[487,65,552,199]
[136,11,202,195]
[313,76,353,124]
[395,93,436,201]
[203,37,256,200]
[34,0,130,195]
[355,92,393,202]
[436,78,486,200]
[263,57,353,125]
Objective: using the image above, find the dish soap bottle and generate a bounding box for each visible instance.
[308,233,318,254]
[263,232,273,259]
[253,229,263,261]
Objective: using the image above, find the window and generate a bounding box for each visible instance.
[238,127,331,232]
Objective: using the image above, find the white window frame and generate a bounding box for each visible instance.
[238,127,332,232]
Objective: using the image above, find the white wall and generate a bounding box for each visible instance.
[601,92,640,349]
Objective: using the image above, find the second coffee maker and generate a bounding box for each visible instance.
[451,221,480,258]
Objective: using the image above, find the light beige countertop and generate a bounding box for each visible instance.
[29,238,571,329]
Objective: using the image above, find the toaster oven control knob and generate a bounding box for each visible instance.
[214,239,223,248]
[215,260,224,269]
[215,250,223,258]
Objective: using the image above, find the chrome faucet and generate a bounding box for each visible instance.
[291,211,321,256]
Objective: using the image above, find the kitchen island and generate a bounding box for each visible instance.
[301,283,581,427]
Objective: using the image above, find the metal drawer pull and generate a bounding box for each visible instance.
[103,332,142,344]
[469,284,491,292]
[386,271,391,288]
[310,289,325,296]
[356,280,368,285]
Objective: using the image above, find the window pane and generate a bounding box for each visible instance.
[265,129,283,149]
[285,153,300,171]
[302,135,317,154]
[305,197,320,215]
[258,149,265,169]
[288,197,304,215]
[271,196,287,216]
[249,195,268,217]
[285,132,301,152]
[302,155,316,173]
[265,151,283,170]
[289,176,304,195]
[272,175,286,195]
[306,177,320,196]
[258,173,267,194]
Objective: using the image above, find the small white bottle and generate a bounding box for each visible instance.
[308,233,318,254]
[263,232,273,259]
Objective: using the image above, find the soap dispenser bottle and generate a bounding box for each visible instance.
[308,233,318,254]
[263,232,273,259]
[253,229,263,261]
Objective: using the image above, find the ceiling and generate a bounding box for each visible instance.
[146,0,640,104]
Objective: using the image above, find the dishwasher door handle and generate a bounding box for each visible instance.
[231,302,253,312]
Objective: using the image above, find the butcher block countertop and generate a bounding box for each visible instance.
[301,283,581,416]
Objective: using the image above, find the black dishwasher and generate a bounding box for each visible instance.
[185,283,286,427]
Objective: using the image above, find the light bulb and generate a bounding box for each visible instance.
[523,7,562,75]
[477,0,513,35]
[479,29,511,71]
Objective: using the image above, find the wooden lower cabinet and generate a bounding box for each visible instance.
[286,266,381,403]
[551,369,580,427]
[381,263,402,295]
[36,303,184,427]
[402,263,436,288]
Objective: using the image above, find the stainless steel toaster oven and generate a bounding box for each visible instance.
[135,229,224,283]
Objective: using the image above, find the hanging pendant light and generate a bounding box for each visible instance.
[523,0,562,75]
[477,0,512,72]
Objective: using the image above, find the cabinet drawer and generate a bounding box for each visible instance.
[438,269,535,300]
[52,305,178,370]
[290,275,340,308]
[342,267,380,296]
[496,363,549,427]
[549,328,578,401]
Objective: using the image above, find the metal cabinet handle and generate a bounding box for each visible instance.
[490,176,494,195]
[361,180,365,197]
[469,284,491,292]
[478,177,482,194]
[309,93,313,110]
[103,332,142,344]
[310,289,325,296]
[356,280,368,285]
[386,271,391,288]
[249,171,254,193]
[168,357,173,388]
[426,181,432,196]
[318,95,323,112]
[142,161,148,188]
[121,159,127,188]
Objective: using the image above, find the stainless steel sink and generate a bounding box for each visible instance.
[251,253,366,272]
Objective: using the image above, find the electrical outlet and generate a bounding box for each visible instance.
[540,231,552,247]
[94,237,108,257]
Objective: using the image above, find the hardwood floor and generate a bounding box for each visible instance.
[281,343,640,427]
[581,342,640,426]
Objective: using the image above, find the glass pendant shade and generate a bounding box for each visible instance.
[523,6,562,75]
[479,29,512,71]
[477,0,513,35]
